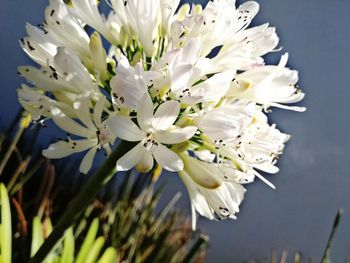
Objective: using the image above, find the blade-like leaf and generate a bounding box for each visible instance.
[59,228,75,263]
[85,236,105,263]
[321,209,344,263]
[76,218,99,263]
[31,217,44,257]
[97,247,117,263]
[0,184,12,263]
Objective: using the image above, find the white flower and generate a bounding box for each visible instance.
[228,54,306,111]
[20,23,58,66]
[159,0,181,36]
[69,0,118,44]
[192,103,255,142]
[150,38,234,104]
[43,95,115,174]
[17,84,75,121]
[171,1,259,56]
[107,93,197,172]
[44,0,91,59]
[121,0,160,56]
[234,111,290,174]
[18,0,305,227]
[19,47,98,96]
[211,23,279,71]
[110,55,161,110]
[178,153,246,229]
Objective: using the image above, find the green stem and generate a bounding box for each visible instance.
[321,209,344,263]
[0,125,25,176]
[29,140,135,263]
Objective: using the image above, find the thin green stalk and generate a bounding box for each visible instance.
[0,125,25,176]
[6,156,30,191]
[321,209,343,263]
[29,140,135,263]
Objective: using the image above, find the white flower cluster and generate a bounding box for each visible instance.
[18,0,305,229]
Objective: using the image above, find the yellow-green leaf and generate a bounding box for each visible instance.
[30,217,44,257]
[59,228,74,263]
[0,184,12,263]
[97,248,117,263]
[76,218,99,263]
[85,236,105,263]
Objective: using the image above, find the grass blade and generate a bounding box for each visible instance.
[0,184,12,263]
[97,247,117,263]
[321,209,344,263]
[76,218,99,263]
[85,236,105,263]
[31,217,44,257]
[59,228,75,263]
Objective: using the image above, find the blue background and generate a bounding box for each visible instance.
[1,0,350,262]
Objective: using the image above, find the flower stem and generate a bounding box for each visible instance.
[29,140,135,263]
[0,123,24,176]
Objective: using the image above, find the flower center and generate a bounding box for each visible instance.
[142,132,159,151]
[97,127,113,146]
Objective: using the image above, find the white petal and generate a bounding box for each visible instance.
[195,70,236,102]
[122,0,159,56]
[93,96,106,127]
[18,66,76,93]
[268,103,306,112]
[107,116,144,141]
[116,143,144,171]
[194,150,216,163]
[137,93,154,131]
[153,144,183,172]
[72,139,98,152]
[254,171,276,189]
[69,0,115,43]
[181,154,221,189]
[21,26,56,66]
[136,151,154,173]
[180,38,201,64]
[73,96,95,130]
[170,64,193,94]
[152,100,180,130]
[155,126,197,144]
[110,58,147,109]
[181,87,205,105]
[255,164,279,174]
[42,141,75,159]
[54,47,96,92]
[79,146,98,174]
[178,170,214,222]
[235,1,259,31]
[191,204,197,231]
[51,109,95,138]
[191,57,212,81]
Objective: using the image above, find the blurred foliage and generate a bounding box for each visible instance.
[0,113,208,262]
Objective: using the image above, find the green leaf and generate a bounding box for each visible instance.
[321,209,344,263]
[0,184,12,263]
[59,228,74,263]
[76,218,99,263]
[85,236,105,263]
[97,247,117,263]
[31,217,44,257]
